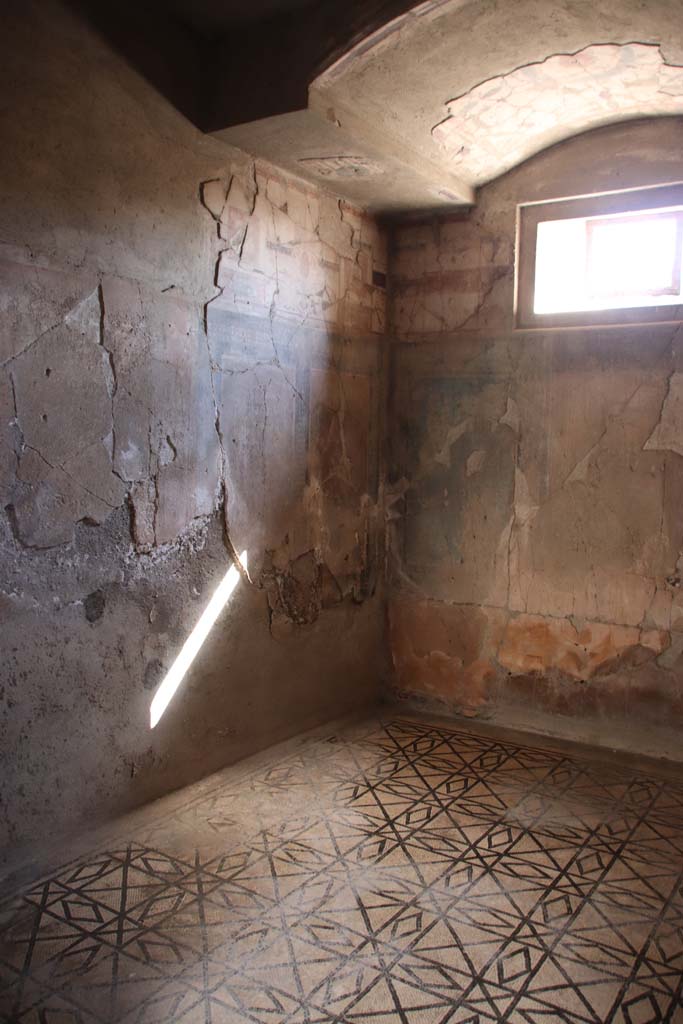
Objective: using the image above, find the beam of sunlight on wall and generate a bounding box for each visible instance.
[150,551,248,729]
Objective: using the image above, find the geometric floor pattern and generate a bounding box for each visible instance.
[2,714,683,1023]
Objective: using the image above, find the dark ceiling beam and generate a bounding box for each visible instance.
[65,0,205,127]
[69,0,425,135]
[200,1,424,132]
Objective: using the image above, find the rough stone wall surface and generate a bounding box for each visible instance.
[387,118,683,756]
[0,0,387,866]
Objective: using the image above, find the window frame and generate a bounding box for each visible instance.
[515,182,683,330]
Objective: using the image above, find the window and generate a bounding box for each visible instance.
[516,183,683,329]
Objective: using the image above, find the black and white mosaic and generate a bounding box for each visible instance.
[2,716,683,1022]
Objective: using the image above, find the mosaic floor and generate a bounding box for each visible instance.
[2,714,683,1023]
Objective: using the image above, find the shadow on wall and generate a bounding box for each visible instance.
[0,161,387,854]
[199,165,385,636]
[145,166,389,732]
[0,0,388,860]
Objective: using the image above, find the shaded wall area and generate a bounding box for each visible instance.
[0,0,387,866]
[387,118,683,758]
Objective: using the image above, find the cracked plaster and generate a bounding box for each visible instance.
[433,43,683,185]
[5,0,683,866]
[0,0,387,861]
[388,119,683,750]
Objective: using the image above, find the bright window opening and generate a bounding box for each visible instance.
[534,206,683,315]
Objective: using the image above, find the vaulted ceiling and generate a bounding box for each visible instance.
[80,0,683,214]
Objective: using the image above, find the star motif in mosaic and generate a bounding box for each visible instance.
[2,716,683,1022]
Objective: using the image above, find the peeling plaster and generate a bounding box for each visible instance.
[433,43,683,184]
[198,162,386,604]
[0,0,388,856]
[388,120,683,746]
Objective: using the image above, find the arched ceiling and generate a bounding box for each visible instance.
[432,43,683,186]
[79,0,683,213]
[302,0,683,211]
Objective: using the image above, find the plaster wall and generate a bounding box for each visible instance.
[0,0,387,870]
[387,118,683,758]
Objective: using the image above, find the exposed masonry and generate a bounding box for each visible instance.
[432,43,683,184]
